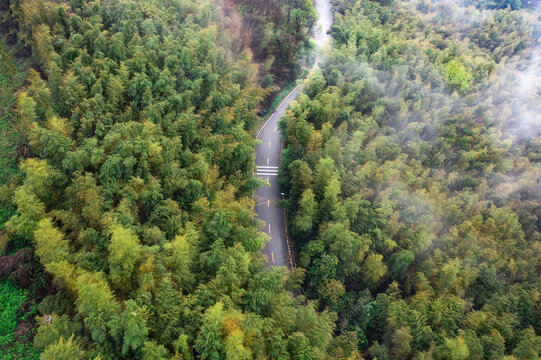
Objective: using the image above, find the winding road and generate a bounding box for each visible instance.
[255,0,331,268]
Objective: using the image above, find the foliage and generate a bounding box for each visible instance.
[281,0,541,357]
[0,0,339,358]
[262,81,297,121]
[223,0,317,80]
[0,279,41,360]
[442,59,472,94]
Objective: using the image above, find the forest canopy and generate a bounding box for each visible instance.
[280,0,541,358]
[0,0,349,359]
[1,0,541,358]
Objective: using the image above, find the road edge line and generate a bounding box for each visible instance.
[255,86,299,139]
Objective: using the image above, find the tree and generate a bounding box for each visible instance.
[5,187,46,238]
[319,177,341,223]
[109,300,149,357]
[40,336,86,360]
[34,314,83,350]
[361,253,387,286]
[14,92,37,150]
[287,332,320,360]
[75,272,119,344]
[195,302,226,360]
[442,59,472,94]
[438,335,470,360]
[142,341,170,360]
[323,222,368,277]
[295,189,317,234]
[512,328,541,360]
[33,218,69,267]
[318,279,345,305]
[388,250,414,280]
[164,233,194,288]
[107,224,142,293]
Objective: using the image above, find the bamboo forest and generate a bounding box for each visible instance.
[0,0,540,359]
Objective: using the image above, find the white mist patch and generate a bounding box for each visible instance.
[314,0,332,47]
[479,44,541,141]
[314,0,332,63]
[514,47,541,137]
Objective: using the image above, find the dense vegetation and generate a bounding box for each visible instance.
[0,278,41,360]
[0,0,361,359]
[2,0,540,358]
[280,0,541,358]
[218,0,317,84]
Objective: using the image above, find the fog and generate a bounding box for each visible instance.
[314,0,332,62]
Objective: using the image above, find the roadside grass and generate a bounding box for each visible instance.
[261,81,296,121]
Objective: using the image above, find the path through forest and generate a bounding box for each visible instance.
[255,0,332,268]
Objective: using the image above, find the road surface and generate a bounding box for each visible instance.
[255,87,301,268]
[255,0,331,268]
[314,0,332,52]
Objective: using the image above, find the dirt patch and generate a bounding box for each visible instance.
[14,45,31,59]
[0,248,33,278]
[0,248,55,297]
[14,321,36,339]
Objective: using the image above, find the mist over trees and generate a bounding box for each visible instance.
[1,0,540,358]
[280,0,541,358]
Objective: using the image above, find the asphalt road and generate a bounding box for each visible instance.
[315,0,332,51]
[255,0,331,268]
[255,87,301,268]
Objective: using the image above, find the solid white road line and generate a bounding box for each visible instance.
[256,167,279,175]
[255,87,298,139]
[256,169,278,173]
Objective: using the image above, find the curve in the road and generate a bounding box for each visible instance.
[255,86,301,268]
[255,0,331,268]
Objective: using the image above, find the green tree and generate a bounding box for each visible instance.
[107,225,142,293]
[361,253,388,286]
[442,59,472,94]
[295,189,317,234]
[33,218,70,267]
[195,302,226,360]
[109,300,149,357]
[40,336,86,360]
